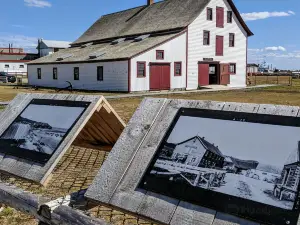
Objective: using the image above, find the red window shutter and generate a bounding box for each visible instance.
[216,36,224,56]
[216,7,224,28]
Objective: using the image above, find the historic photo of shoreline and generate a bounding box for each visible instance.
[147,116,300,210]
[0,104,85,155]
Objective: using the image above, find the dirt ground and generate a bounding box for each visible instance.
[1,81,300,224]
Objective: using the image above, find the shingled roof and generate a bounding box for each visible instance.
[28,33,179,65]
[72,0,253,46]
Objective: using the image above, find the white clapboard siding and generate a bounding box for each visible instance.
[0,62,28,73]
[28,61,128,91]
[131,32,187,92]
[187,0,248,89]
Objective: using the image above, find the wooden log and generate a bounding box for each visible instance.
[0,182,108,225]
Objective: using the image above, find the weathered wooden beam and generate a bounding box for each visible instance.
[0,182,108,225]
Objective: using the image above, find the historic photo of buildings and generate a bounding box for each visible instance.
[0,104,85,155]
[150,116,300,210]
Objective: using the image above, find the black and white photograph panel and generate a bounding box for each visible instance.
[145,115,300,211]
[0,103,85,155]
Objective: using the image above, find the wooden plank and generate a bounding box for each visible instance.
[137,191,179,224]
[212,212,259,225]
[93,112,119,142]
[257,104,299,116]
[8,158,33,178]
[85,98,168,204]
[170,201,216,225]
[23,94,103,184]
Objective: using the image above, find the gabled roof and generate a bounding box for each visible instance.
[230,157,259,170]
[73,0,253,45]
[247,63,259,67]
[176,136,224,157]
[39,40,71,49]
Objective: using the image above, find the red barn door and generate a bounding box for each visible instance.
[150,63,170,90]
[198,63,209,86]
[220,63,230,85]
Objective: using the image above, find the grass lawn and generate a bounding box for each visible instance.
[1,80,300,225]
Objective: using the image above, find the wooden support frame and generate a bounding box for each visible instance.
[0,182,108,225]
[85,98,300,225]
[0,93,125,185]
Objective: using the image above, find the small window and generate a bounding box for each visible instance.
[19,65,24,68]
[53,67,58,80]
[230,63,236,74]
[203,30,210,45]
[97,66,103,81]
[4,65,9,68]
[156,50,164,60]
[229,33,235,47]
[137,62,146,77]
[227,11,233,23]
[207,8,213,21]
[174,62,182,76]
[74,67,79,80]
[37,68,41,79]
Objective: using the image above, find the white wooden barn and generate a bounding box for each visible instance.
[37,39,71,57]
[27,0,253,92]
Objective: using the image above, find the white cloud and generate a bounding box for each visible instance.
[0,33,38,53]
[265,46,286,51]
[12,25,26,28]
[241,11,295,21]
[248,48,264,52]
[24,0,51,8]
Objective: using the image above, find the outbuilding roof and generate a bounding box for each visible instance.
[73,0,253,45]
[40,40,71,49]
[28,33,179,65]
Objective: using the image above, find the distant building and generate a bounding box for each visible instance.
[274,142,300,201]
[247,64,259,74]
[37,39,71,57]
[171,136,225,169]
[27,0,253,92]
[230,157,259,173]
[0,44,38,75]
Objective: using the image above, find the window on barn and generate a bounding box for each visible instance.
[156,50,164,60]
[174,62,182,76]
[207,8,213,21]
[74,67,79,80]
[137,62,146,77]
[203,30,210,45]
[4,65,9,68]
[37,68,41,79]
[229,33,235,47]
[97,66,104,81]
[53,67,58,80]
[19,65,24,68]
[227,11,233,23]
[229,63,236,74]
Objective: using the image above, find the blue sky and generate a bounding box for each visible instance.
[0,0,299,69]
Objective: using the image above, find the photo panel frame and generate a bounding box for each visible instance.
[86,98,300,225]
[0,93,125,185]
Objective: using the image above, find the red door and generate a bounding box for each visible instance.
[150,64,170,90]
[198,63,209,86]
[220,63,230,85]
[216,7,224,28]
[216,36,224,56]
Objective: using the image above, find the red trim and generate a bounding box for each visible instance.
[130,30,187,59]
[128,59,131,92]
[229,33,235,47]
[174,62,182,76]
[0,60,31,63]
[186,28,188,89]
[207,7,213,21]
[227,11,233,23]
[246,37,248,85]
[156,50,164,60]
[137,61,146,78]
[229,63,236,74]
[203,30,210,45]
